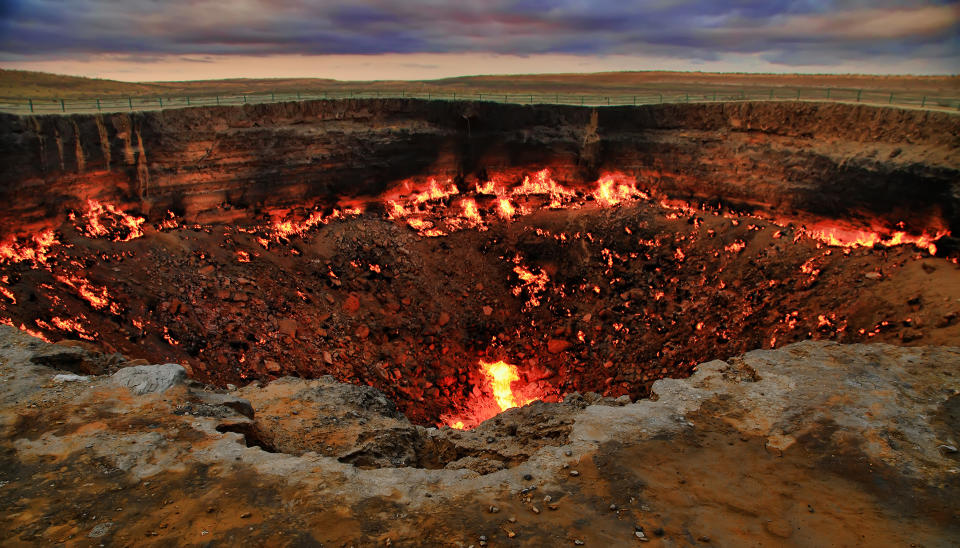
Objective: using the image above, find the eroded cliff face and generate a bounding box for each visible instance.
[1,100,958,237]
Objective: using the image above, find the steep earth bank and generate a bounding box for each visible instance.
[1,100,957,236]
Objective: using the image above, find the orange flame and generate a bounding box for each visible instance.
[480,359,533,412]
[82,200,145,241]
[802,225,948,255]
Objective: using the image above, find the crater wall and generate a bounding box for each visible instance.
[1,100,957,236]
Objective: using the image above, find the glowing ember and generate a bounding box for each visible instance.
[0,284,15,304]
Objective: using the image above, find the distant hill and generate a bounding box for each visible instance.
[1,68,957,99]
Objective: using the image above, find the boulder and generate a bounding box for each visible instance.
[112,363,187,395]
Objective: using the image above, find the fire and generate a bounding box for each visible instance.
[592,174,639,207]
[512,169,576,208]
[414,178,459,204]
[270,207,363,241]
[497,198,517,219]
[0,284,15,304]
[480,359,533,412]
[56,275,122,315]
[0,229,59,266]
[511,262,549,309]
[461,198,481,224]
[802,225,948,255]
[444,358,543,429]
[80,200,145,241]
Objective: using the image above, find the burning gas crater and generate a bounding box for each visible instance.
[0,168,954,429]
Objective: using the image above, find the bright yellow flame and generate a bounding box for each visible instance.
[480,359,530,412]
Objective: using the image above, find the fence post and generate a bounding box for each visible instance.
[607,96,610,105]
[216,95,220,106]
[271,92,275,101]
[28,99,33,113]
[128,97,133,111]
[158,97,163,108]
[297,91,301,100]
[826,88,831,99]
[60,99,65,112]
[96,98,101,112]
[856,89,862,102]
[685,93,689,102]
[581,96,584,106]
[453,92,456,101]
[713,91,717,101]
[633,95,636,106]
[888,93,893,104]
[479,93,483,101]
[921,96,926,107]
[242,95,247,103]
[769,89,774,99]
[659,94,662,104]
[503,94,506,103]
[186,97,190,106]
[796,89,800,100]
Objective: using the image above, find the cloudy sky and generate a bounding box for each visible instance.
[0,0,957,80]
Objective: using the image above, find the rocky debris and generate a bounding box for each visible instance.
[1,329,959,546]
[111,363,186,395]
[28,340,128,375]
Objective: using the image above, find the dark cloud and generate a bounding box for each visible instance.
[0,0,957,68]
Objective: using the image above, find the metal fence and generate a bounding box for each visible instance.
[1,87,957,115]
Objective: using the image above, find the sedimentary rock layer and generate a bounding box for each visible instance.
[1,100,957,235]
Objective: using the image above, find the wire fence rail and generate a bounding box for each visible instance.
[1,87,958,115]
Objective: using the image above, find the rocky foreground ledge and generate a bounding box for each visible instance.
[0,326,957,546]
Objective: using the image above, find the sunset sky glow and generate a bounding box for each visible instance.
[1,0,957,80]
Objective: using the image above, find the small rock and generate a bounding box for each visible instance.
[482,306,493,316]
[53,373,89,382]
[609,504,618,511]
[547,339,572,354]
[938,444,958,454]
[864,272,882,280]
[278,318,298,338]
[88,522,113,538]
[574,540,585,546]
[569,470,580,477]
[899,327,924,342]
[240,512,252,519]
[531,506,540,514]
[264,359,281,373]
[523,474,533,481]
[438,312,451,327]
[488,506,499,514]
[564,450,573,456]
